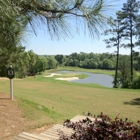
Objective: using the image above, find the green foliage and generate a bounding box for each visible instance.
[0,1,28,77]
[102,59,115,70]
[33,57,47,74]
[0,65,7,77]
[112,54,140,89]
[114,55,131,88]
[133,51,140,71]
[27,50,38,75]
[12,47,30,78]
[131,76,140,89]
[46,56,58,70]
[121,78,132,89]
[0,46,30,78]
[54,52,116,70]
[55,55,65,66]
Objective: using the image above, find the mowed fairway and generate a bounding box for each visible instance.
[0,73,140,126]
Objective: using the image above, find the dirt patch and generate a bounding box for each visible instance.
[0,92,28,140]
[0,92,54,140]
[0,77,9,80]
[0,78,22,80]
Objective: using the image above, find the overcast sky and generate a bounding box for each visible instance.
[25,0,140,55]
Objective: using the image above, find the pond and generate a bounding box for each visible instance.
[56,70,114,88]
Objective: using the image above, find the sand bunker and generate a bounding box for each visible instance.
[44,73,79,81]
[55,77,79,81]
[44,73,62,77]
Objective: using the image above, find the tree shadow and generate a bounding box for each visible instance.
[124,98,140,107]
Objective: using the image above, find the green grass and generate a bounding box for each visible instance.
[0,67,140,128]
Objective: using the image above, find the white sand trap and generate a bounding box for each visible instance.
[55,77,79,81]
[44,73,62,77]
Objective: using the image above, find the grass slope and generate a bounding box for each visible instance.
[0,68,140,129]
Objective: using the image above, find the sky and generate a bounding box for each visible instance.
[25,0,139,55]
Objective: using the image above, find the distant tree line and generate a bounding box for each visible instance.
[2,49,139,78]
[54,52,140,72]
[55,52,116,69]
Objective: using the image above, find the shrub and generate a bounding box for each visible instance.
[131,76,140,89]
[59,112,140,140]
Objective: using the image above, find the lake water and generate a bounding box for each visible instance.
[56,70,114,88]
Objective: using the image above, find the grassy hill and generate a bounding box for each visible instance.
[0,68,139,129]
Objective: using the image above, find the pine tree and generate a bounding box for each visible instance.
[117,0,140,81]
[0,0,114,41]
[103,18,124,87]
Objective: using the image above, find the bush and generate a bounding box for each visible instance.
[121,79,132,88]
[59,112,140,140]
[131,76,140,89]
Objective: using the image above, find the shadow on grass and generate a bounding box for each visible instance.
[124,98,140,107]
